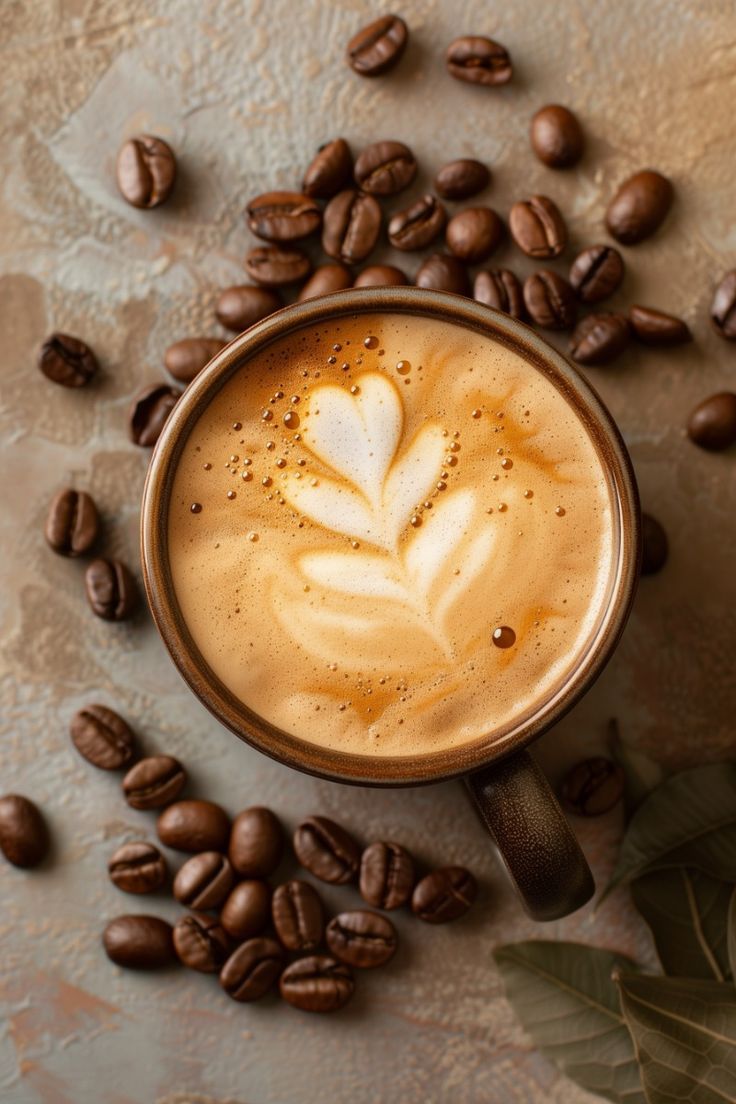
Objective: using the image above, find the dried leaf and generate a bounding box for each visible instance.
[609,720,665,817]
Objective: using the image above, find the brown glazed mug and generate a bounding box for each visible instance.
[141,288,640,921]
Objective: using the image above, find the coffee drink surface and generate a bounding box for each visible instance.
[168,313,613,758]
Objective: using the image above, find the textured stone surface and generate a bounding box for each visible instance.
[1,2,734,1102]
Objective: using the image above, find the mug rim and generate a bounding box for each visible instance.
[141,287,640,787]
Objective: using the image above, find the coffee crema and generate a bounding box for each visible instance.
[168,313,613,757]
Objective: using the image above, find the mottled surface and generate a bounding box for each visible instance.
[1,2,734,1102]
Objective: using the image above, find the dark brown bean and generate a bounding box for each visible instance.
[279,955,354,1013]
[711,271,736,340]
[116,136,176,208]
[509,195,567,259]
[215,285,282,332]
[687,392,736,451]
[415,253,470,296]
[293,815,360,885]
[322,189,381,264]
[219,937,284,1002]
[220,880,272,940]
[38,333,98,388]
[446,207,503,264]
[84,558,137,621]
[0,795,49,868]
[569,313,630,365]
[359,840,415,910]
[569,245,624,303]
[605,170,673,245]
[229,806,284,877]
[157,800,231,854]
[246,191,322,243]
[103,915,176,969]
[70,703,137,770]
[326,910,397,969]
[302,138,353,198]
[173,851,235,910]
[446,36,512,86]
[530,105,584,168]
[108,841,168,894]
[346,14,408,77]
[272,880,324,951]
[122,755,187,811]
[354,141,417,196]
[244,245,312,287]
[641,513,668,576]
[411,866,477,923]
[128,383,181,447]
[559,757,625,816]
[435,159,490,201]
[354,264,408,288]
[388,195,447,251]
[523,271,577,329]
[163,338,225,384]
[628,305,691,346]
[173,912,230,973]
[473,269,525,319]
[297,264,353,301]
[44,488,99,557]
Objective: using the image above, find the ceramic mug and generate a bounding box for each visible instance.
[141,288,640,921]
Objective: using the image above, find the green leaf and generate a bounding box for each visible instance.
[632,868,733,981]
[494,941,645,1104]
[609,720,665,817]
[729,888,736,983]
[617,973,736,1103]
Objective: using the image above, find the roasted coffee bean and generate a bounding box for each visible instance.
[473,269,525,319]
[560,757,625,816]
[108,841,168,894]
[44,488,99,557]
[354,141,417,196]
[687,392,736,451]
[347,14,408,77]
[84,558,137,621]
[70,703,137,770]
[38,333,98,388]
[569,245,624,304]
[446,207,503,264]
[173,912,230,973]
[173,851,235,910]
[128,383,181,447]
[435,159,490,201]
[628,305,691,346]
[164,338,225,384]
[359,840,415,910]
[246,191,322,243]
[509,195,567,259]
[523,271,577,330]
[215,285,282,332]
[605,170,673,245]
[711,271,736,340]
[157,800,231,854]
[446,36,512,86]
[569,313,630,365]
[388,195,447,251]
[412,867,477,923]
[219,937,284,1002]
[322,189,381,264]
[220,880,271,940]
[415,253,470,296]
[244,245,312,287]
[302,138,353,198]
[116,136,176,208]
[103,915,176,969]
[229,806,283,877]
[297,263,353,301]
[122,755,187,811]
[272,880,324,951]
[279,955,354,1013]
[530,105,584,168]
[0,795,49,868]
[354,264,408,288]
[326,910,397,969]
[293,815,361,884]
[641,513,668,576]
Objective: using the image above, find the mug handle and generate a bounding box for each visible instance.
[465,749,594,921]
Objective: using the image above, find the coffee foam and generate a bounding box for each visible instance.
[168,313,613,758]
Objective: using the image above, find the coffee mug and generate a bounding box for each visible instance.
[141,288,640,921]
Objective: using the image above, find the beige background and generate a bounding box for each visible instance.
[1,2,735,1102]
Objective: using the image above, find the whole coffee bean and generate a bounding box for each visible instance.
[569,244,624,304]
[415,253,470,296]
[509,195,567,259]
[244,245,312,287]
[221,880,272,940]
[157,800,231,854]
[164,338,225,384]
[687,392,736,451]
[44,488,99,557]
[530,105,584,168]
[322,189,381,264]
[411,866,477,923]
[605,170,673,245]
[128,383,181,447]
[346,14,408,77]
[628,305,691,346]
[279,955,354,1013]
[569,313,630,366]
[173,912,230,973]
[388,195,447,251]
[108,841,168,894]
[293,815,361,884]
[229,806,283,877]
[103,915,175,969]
[326,910,398,969]
[711,271,736,340]
[641,513,668,576]
[220,937,284,1002]
[302,138,353,199]
[297,263,353,301]
[359,840,415,910]
[354,141,417,196]
[116,136,176,208]
[173,851,235,910]
[215,285,282,332]
[354,264,408,288]
[559,757,625,816]
[246,191,322,243]
[446,36,512,86]
[523,271,577,329]
[272,880,324,951]
[122,755,187,810]
[473,269,525,319]
[70,704,136,770]
[38,333,98,388]
[446,207,503,264]
[84,558,137,622]
[435,159,490,201]
[0,795,49,868]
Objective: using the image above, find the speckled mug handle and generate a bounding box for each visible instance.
[466,749,594,921]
